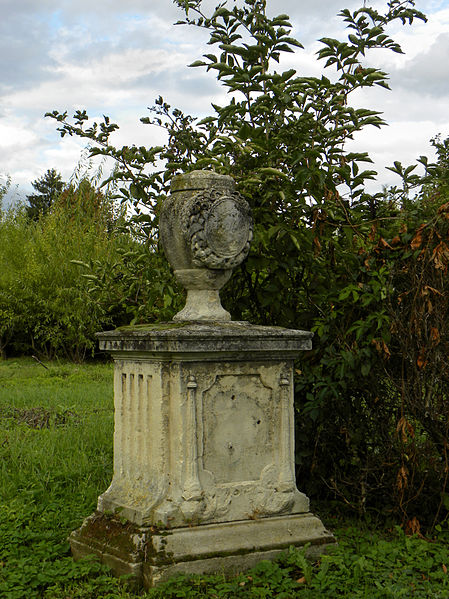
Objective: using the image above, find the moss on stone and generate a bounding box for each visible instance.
[115,322,189,332]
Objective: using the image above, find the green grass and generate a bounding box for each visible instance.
[1,358,449,598]
[0,358,118,598]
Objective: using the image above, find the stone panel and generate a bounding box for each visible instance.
[202,374,273,483]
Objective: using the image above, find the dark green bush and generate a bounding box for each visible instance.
[44,0,449,528]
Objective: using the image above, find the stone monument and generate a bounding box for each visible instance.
[69,170,334,588]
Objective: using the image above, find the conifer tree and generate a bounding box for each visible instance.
[25,168,65,220]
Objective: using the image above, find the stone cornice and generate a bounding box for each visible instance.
[97,322,313,360]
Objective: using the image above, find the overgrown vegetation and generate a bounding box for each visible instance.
[41,0,449,531]
[0,178,182,361]
[296,136,449,530]
[1,359,449,598]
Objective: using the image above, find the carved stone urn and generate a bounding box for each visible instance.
[159,170,253,321]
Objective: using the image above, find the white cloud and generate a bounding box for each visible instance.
[2,0,449,203]
[0,120,37,150]
[350,118,448,190]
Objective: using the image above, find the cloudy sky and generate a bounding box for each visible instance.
[1,0,449,204]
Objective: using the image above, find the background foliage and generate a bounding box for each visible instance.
[0,178,179,361]
[25,168,66,221]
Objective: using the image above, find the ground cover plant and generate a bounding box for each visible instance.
[1,358,449,598]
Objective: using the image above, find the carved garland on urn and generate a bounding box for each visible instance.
[182,188,253,270]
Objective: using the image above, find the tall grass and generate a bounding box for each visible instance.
[0,358,121,598]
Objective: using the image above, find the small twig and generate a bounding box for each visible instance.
[32,355,49,370]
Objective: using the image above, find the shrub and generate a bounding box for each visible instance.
[0,181,126,360]
[44,0,449,528]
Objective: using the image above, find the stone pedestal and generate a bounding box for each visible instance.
[70,322,335,587]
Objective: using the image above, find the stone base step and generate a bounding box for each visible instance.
[70,511,335,588]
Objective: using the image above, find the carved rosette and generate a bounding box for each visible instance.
[182,188,253,270]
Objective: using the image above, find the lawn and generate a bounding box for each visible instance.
[1,357,448,598]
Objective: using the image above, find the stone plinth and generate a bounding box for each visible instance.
[70,322,335,587]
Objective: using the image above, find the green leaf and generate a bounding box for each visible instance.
[212,7,230,18]
[188,60,207,67]
[361,362,371,376]
[258,167,289,179]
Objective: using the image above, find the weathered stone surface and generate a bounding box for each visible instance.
[98,321,313,360]
[159,171,253,321]
[70,171,335,588]
[70,512,334,588]
[69,321,336,587]
[95,323,313,528]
